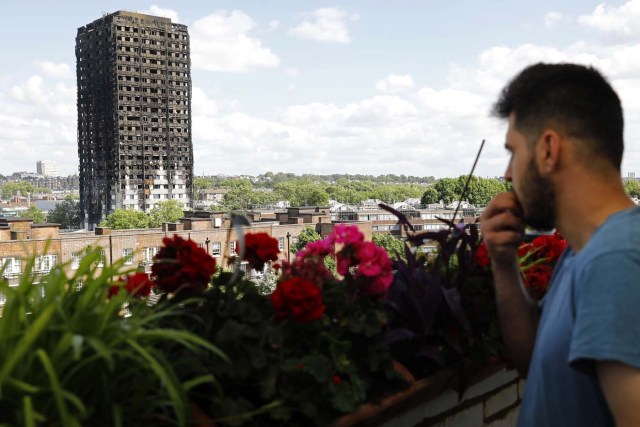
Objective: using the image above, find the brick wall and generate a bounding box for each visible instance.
[380,368,522,427]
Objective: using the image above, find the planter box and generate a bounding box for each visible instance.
[334,365,522,427]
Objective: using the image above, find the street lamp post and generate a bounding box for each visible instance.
[286,232,291,262]
[205,237,210,254]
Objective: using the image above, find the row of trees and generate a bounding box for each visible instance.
[98,200,185,229]
[420,176,511,206]
[1,181,52,199]
[198,175,509,214]
[18,196,81,229]
[196,178,431,213]
[19,199,184,230]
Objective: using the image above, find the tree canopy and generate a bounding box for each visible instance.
[2,181,35,199]
[22,204,46,223]
[148,200,184,227]
[47,199,81,229]
[291,226,321,253]
[99,209,150,230]
[423,176,508,206]
[372,234,407,262]
[624,180,640,198]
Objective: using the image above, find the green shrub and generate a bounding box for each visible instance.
[0,246,224,426]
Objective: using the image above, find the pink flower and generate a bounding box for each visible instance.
[336,254,356,276]
[331,224,364,245]
[355,242,389,277]
[299,239,334,259]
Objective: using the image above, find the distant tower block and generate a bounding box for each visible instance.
[76,11,193,229]
[37,160,60,177]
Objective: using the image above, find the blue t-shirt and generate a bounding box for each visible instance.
[518,207,640,427]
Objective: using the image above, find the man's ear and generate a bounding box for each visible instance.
[537,129,561,174]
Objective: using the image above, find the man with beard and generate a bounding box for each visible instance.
[480,63,640,426]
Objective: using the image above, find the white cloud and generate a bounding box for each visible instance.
[145,5,180,22]
[189,29,640,178]
[375,74,415,94]
[268,20,279,30]
[579,0,640,41]
[288,83,296,92]
[284,67,299,77]
[36,61,73,79]
[191,10,280,72]
[0,73,77,175]
[544,11,568,28]
[289,8,357,43]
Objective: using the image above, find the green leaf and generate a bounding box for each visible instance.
[183,374,216,391]
[0,303,56,382]
[6,377,41,394]
[126,339,189,426]
[36,349,71,425]
[23,396,36,427]
[137,328,229,363]
[85,337,115,371]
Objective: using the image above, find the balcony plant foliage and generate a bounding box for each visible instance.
[151,227,405,426]
[379,204,502,391]
[0,246,223,426]
[0,214,564,426]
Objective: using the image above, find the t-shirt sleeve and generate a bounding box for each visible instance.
[569,251,640,371]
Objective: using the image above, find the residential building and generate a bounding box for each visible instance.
[36,161,60,177]
[0,203,481,305]
[76,11,193,229]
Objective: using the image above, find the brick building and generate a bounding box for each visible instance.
[76,11,193,229]
[0,203,480,304]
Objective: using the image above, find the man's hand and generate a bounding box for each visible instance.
[480,192,538,377]
[480,192,525,268]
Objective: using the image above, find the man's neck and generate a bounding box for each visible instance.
[554,170,635,253]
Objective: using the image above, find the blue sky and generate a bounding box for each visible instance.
[2,1,640,178]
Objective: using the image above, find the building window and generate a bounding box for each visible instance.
[1,257,21,277]
[211,242,221,256]
[35,254,58,272]
[97,250,106,267]
[143,247,160,263]
[123,248,134,265]
[71,252,82,270]
[278,237,284,251]
[229,241,237,255]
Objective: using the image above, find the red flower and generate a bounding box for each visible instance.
[474,243,491,268]
[331,374,342,385]
[109,272,154,298]
[243,232,280,271]
[152,235,216,294]
[531,232,567,261]
[271,277,325,323]
[523,263,553,300]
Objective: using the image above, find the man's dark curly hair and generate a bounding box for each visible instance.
[492,63,624,170]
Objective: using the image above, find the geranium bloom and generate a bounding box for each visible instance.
[298,239,333,259]
[152,235,216,294]
[243,232,280,271]
[474,243,491,267]
[523,263,553,300]
[531,232,567,260]
[109,272,154,298]
[271,277,325,323]
[331,224,364,245]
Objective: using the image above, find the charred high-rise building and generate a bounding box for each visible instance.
[76,11,193,229]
